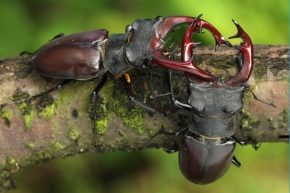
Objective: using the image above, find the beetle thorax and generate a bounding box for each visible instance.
[187,83,244,137]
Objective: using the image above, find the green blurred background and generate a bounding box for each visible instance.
[0,0,288,193]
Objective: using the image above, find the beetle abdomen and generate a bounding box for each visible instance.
[32,30,108,79]
[179,133,235,184]
[32,45,102,79]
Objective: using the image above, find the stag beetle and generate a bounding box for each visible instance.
[132,16,274,184]
[1,15,227,146]
[165,19,247,185]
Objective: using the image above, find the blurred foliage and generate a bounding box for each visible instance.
[0,0,288,193]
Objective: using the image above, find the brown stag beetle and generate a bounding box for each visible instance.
[0,15,226,146]
[136,15,276,185]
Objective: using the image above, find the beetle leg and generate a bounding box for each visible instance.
[163,145,179,154]
[92,74,108,147]
[168,70,192,109]
[138,125,168,150]
[49,33,65,41]
[139,125,185,151]
[19,51,34,56]
[231,134,245,146]
[231,156,241,167]
[0,79,71,110]
[123,73,168,116]
[279,135,289,139]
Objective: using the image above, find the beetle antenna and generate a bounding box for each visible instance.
[168,69,192,109]
[19,51,34,56]
[245,88,276,108]
[138,125,166,150]
[49,33,65,41]
[139,124,187,150]
[92,74,108,146]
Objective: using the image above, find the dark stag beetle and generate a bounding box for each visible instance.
[156,17,275,184]
[170,18,251,185]
[137,15,276,185]
[0,15,224,146]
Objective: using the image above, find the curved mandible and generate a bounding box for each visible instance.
[182,15,232,83]
[150,15,217,82]
[182,15,232,61]
[151,15,202,51]
[225,20,254,87]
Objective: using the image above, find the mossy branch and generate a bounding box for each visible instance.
[0,45,288,191]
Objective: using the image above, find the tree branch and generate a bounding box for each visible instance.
[0,45,288,191]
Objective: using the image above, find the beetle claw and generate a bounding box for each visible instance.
[225,20,253,87]
[193,42,202,48]
[229,20,246,44]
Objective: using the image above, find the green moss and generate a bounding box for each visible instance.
[52,142,65,151]
[29,141,68,164]
[1,109,12,127]
[14,101,25,111]
[4,156,18,171]
[26,142,35,149]
[282,109,288,121]
[241,110,261,129]
[68,127,81,140]
[6,157,16,165]
[1,109,12,119]
[81,77,148,136]
[57,81,85,104]
[122,108,145,134]
[23,111,34,131]
[9,92,35,131]
[0,170,9,178]
[269,108,289,129]
[96,117,108,134]
[30,150,52,163]
[269,120,279,130]
[105,77,146,134]
[118,130,125,136]
[9,92,29,102]
[94,100,109,134]
[252,64,267,84]
[37,103,56,121]
[148,129,156,136]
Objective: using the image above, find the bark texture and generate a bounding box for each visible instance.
[0,45,288,191]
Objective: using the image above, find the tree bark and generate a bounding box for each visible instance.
[0,45,288,191]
